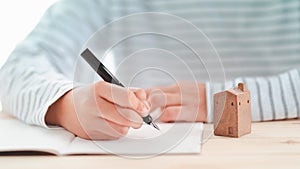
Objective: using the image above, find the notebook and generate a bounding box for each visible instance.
[0,117,203,156]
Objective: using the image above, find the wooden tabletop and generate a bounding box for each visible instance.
[0,113,299,169]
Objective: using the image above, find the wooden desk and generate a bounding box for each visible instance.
[0,114,299,169]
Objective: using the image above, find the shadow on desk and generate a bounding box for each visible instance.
[0,151,54,156]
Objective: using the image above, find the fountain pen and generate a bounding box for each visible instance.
[81,48,160,130]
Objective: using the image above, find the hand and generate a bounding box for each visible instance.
[46,81,150,140]
[146,82,207,122]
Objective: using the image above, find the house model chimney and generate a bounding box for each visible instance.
[238,83,246,92]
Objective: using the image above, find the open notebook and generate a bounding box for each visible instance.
[0,117,203,156]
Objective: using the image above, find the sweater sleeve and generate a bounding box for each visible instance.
[206,68,300,122]
[0,0,105,127]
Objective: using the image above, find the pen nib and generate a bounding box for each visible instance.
[151,122,160,131]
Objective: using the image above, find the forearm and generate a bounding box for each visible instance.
[206,68,300,122]
[0,0,103,127]
[0,59,76,127]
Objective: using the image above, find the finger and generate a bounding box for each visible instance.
[159,106,207,122]
[118,108,143,129]
[130,88,147,100]
[95,81,149,115]
[96,97,143,128]
[80,132,119,140]
[103,119,130,138]
[85,118,130,140]
[147,82,202,95]
[148,90,200,109]
[83,129,120,140]
[147,89,167,108]
[147,84,179,94]
[131,88,151,113]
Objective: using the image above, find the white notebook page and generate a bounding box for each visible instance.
[0,117,203,155]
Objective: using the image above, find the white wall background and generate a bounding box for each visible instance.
[0,0,58,111]
[0,0,58,68]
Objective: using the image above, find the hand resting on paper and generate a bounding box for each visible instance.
[45,81,150,140]
[146,82,207,122]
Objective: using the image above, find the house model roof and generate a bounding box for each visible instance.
[226,83,247,96]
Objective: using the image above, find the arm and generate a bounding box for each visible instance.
[206,68,300,122]
[146,68,300,123]
[0,0,150,140]
[0,0,98,127]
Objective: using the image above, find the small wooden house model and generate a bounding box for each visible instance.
[213,83,251,138]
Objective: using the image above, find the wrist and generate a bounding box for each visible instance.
[45,90,73,126]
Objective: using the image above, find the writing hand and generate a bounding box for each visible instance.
[46,81,150,140]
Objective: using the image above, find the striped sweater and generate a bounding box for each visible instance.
[0,0,299,127]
